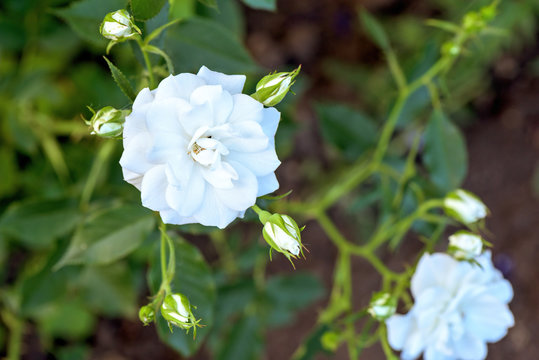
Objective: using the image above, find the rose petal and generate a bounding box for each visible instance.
[197,66,246,94]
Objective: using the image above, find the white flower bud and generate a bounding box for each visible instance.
[100,9,140,42]
[251,66,300,107]
[368,292,397,321]
[86,106,128,138]
[448,231,483,260]
[161,293,199,333]
[443,189,488,225]
[263,214,303,257]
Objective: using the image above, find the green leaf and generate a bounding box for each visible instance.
[79,263,138,317]
[35,300,96,340]
[55,204,154,268]
[264,273,324,327]
[241,0,276,11]
[129,0,167,20]
[359,8,390,50]
[423,110,468,193]
[53,0,128,46]
[198,0,218,8]
[103,57,137,102]
[0,147,18,199]
[149,235,216,357]
[292,324,332,360]
[217,316,263,360]
[165,17,259,74]
[0,198,80,249]
[316,103,378,160]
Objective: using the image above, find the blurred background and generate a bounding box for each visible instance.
[0,0,538,359]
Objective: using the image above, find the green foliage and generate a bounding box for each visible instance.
[0,199,80,249]
[103,57,137,102]
[316,103,378,160]
[55,205,155,268]
[129,0,167,20]
[359,9,390,50]
[423,110,468,193]
[165,17,259,74]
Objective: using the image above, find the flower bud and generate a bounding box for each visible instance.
[443,189,488,225]
[161,293,200,334]
[85,106,129,138]
[262,214,304,260]
[138,304,155,326]
[251,65,301,107]
[100,9,140,42]
[448,231,483,260]
[368,292,397,321]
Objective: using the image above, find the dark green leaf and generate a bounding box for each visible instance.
[165,17,259,74]
[316,103,378,160]
[103,57,137,102]
[264,272,324,327]
[241,0,276,11]
[55,204,154,268]
[80,263,138,317]
[149,235,216,357]
[217,316,262,360]
[129,0,166,20]
[292,325,332,360]
[53,0,127,46]
[198,0,218,9]
[423,110,468,193]
[0,198,80,249]
[35,300,96,340]
[359,9,390,50]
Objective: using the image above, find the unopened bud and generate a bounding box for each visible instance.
[85,106,128,138]
[161,293,200,335]
[100,9,140,42]
[443,189,488,225]
[138,305,155,326]
[368,292,397,321]
[448,231,483,260]
[251,65,301,107]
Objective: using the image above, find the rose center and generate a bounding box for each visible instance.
[187,126,229,167]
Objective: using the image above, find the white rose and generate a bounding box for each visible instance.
[448,231,483,260]
[386,251,514,360]
[120,66,281,228]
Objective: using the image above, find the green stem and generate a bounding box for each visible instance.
[137,38,156,89]
[159,222,171,294]
[378,324,398,360]
[386,50,407,91]
[2,310,23,360]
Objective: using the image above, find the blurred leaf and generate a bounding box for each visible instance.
[199,0,245,38]
[217,316,262,360]
[129,0,166,20]
[80,263,138,317]
[53,0,128,46]
[198,0,218,8]
[169,0,195,19]
[423,110,468,193]
[264,272,324,327]
[55,344,90,360]
[359,9,390,50]
[316,103,378,160]
[241,0,276,11]
[55,204,154,268]
[103,57,137,102]
[292,324,332,360]
[0,147,17,198]
[0,198,80,249]
[149,235,216,357]
[165,17,258,74]
[36,300,96,340]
